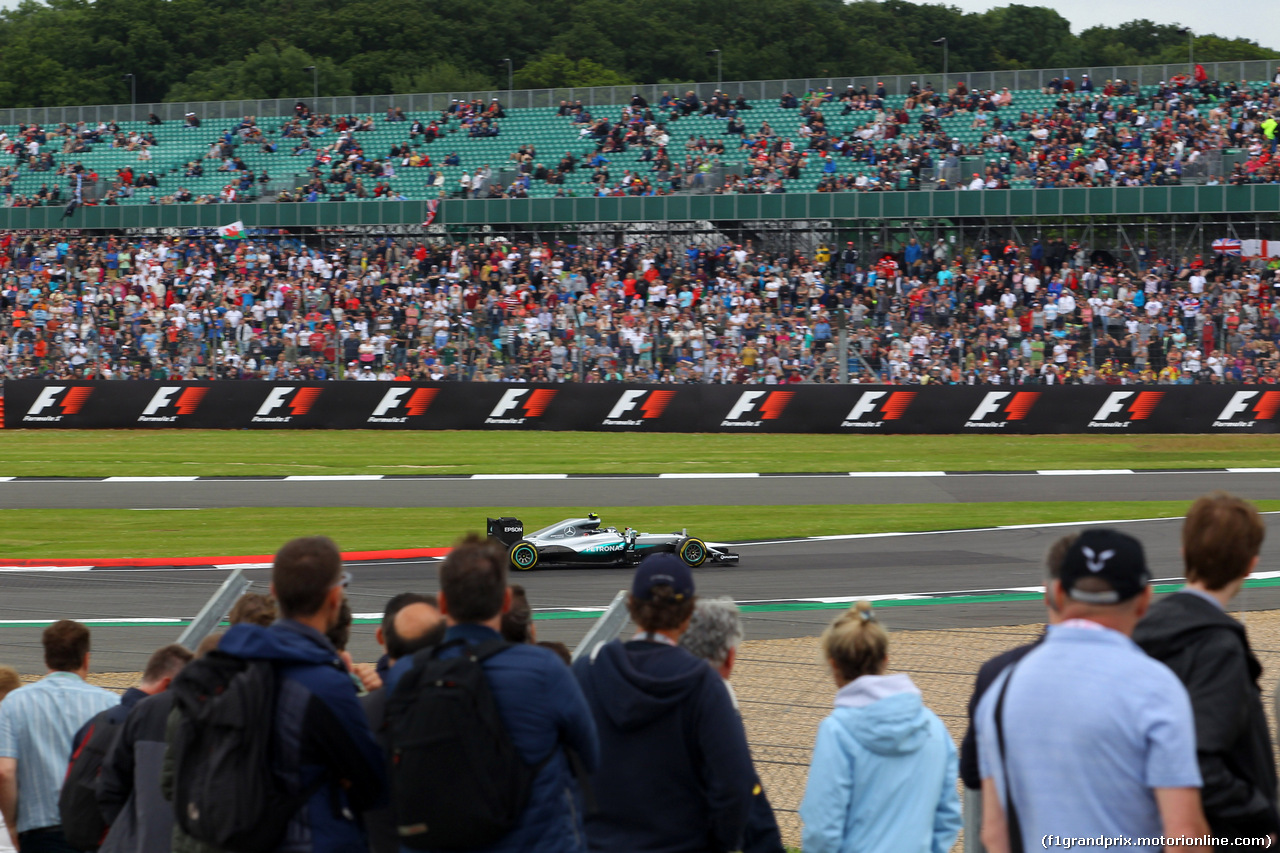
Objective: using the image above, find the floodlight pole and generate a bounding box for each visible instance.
[304,65,318,105]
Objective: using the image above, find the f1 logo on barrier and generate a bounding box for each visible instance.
[721,391,793,427]
[486,389,557,425]
[23,386,93,422]
[603,389,677,426]
[368,388,438,424]
[1088,391,1164,428]
[1213,390,1280,428]
[841,391,915,428]
[964,391,1040,428]
[138,387,208,423]
[253,387,322,423]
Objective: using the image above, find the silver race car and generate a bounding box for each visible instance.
[486,514,739,571]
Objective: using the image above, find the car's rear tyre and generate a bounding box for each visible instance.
[509,541,539,571]
[678,537,708,568]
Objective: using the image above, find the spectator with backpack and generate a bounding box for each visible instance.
[383,534,598,853]
[166,536,385,853]
[361,596,445,853]
[92,645,194,853]
[0,621,116,853]
[799,600,961,853]
[573,554,755,853]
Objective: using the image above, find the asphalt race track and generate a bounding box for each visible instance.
[4,507,1280,674]
[3,470,1280,509]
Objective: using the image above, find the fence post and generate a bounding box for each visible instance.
[571,589,630,663]
[176,567,253,650]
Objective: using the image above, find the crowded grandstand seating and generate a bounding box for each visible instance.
[0,232,1277,384]
[5,74,1278,207]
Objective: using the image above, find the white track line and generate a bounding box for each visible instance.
[284,475,385,481]
[469,473,569,480]
[0,566,94,573]
[103,476,199,482]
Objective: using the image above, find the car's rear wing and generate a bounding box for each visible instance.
[486,517,524,546]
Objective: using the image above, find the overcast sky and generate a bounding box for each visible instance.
[942,0,1280,53]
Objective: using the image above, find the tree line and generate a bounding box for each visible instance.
[0,0,1276,108]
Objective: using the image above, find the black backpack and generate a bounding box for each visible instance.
[385,638,543,850]
[168,650,323,853]
[60,709,123,851]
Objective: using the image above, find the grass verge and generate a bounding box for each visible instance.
[5,500,1273,560]
[0,431,1277,477]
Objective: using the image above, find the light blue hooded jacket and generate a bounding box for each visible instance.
[799,673,961,853]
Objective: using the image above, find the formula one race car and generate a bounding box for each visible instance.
[486,514,739,571]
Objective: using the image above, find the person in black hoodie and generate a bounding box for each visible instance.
[573,554,755,853]
[1134,492,1279,845]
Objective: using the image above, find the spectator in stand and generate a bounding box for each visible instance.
[573,553,755,853]
[214,537,386,852]
[1134,493,1279,844]
[94,645,195,853]
[2,233,1277,386]
[0,621,117,853]
[384,534,599,853]
[958,534,1073,853]
[976,530,1209,853]
[679,596,784,853]
[799,600,960,853]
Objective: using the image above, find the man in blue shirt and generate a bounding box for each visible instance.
[976,530,1208,853]
[0,621,117,853]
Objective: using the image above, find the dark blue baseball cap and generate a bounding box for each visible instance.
[631,553,695,602]
[1060,528,1150,604]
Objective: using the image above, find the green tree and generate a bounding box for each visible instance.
[165,41,352,102]
[513,53,633,88]
[388,62,495,94]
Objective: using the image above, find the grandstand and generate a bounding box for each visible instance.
[1,58,1276,209]
[3,83,1179,206]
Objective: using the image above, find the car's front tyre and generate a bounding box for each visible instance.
[678,537,708,568]
[509,541,539,571]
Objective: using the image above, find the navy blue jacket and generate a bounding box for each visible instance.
[71,687,148,756]
[219,620,386,853]
[959,636,1043,790]
[385,623,599,853]
[573,639,755,853]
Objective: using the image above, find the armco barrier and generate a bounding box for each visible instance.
[4,381,1280,434]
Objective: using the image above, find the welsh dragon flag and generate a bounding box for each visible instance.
[216,221,246,240]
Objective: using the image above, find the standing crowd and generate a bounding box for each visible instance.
[0,490,1273,852]
[1,232,1279,385]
